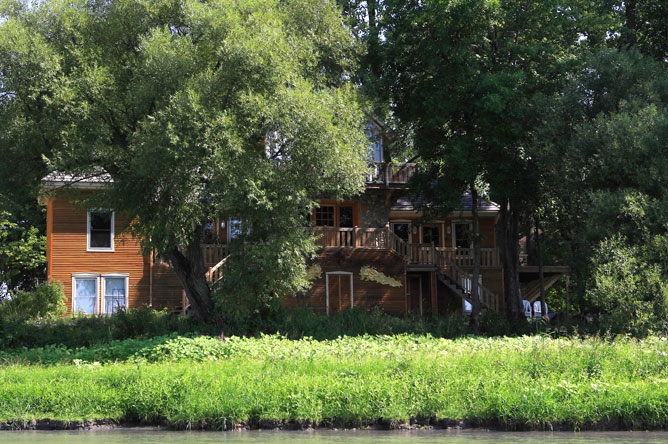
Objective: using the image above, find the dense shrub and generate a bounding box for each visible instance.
[280,307,468,340]
[0,307,212,349]
[0,282,66,321]
[588,236,668,336]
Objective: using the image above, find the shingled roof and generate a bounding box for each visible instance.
[391,190,500,212]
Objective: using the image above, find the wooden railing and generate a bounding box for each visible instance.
[437,247,499,267]
[312,227,391,249]
[206,255,229,284]
[202,244,230,267]
[436,251,501,312]
[311,228,500,268]
[367,162,417,186]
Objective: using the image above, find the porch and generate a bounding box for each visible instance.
[310,227,500,268]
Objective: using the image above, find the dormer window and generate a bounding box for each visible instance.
[87,210,114,251]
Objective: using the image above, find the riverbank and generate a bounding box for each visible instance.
[1,335,667,431]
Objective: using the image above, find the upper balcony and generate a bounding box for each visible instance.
[366,162,417,188]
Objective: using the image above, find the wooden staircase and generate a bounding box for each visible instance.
[388,232,502,312]
[436,255,502,312]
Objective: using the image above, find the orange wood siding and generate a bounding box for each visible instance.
[48,195,182,313]
[285,248,407,315]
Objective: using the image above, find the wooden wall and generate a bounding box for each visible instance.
[47,195,182,313]
[286,248,407,315]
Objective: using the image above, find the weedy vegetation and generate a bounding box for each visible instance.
[1,334,668,430]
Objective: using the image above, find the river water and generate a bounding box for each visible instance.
[1,430,668,444]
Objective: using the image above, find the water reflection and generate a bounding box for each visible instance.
[0,430,667,444]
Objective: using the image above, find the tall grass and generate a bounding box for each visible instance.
[1,335,668,429]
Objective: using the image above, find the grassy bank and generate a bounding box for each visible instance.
[1,335,668,430]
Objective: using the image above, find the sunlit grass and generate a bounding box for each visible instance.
[1,335,667,429]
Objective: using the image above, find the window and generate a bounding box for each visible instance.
[453,222,472,249]
[339,206,354,228]
[365,125,384,163]
[73,275,98,314]
[87,210,114,251]
[102,275,128,314]
[422,226,440,246]
[72,273,129,315]
[315,206,335,227]
[228,218,244,240]
[392,222,410,242]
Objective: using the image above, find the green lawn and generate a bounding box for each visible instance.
[1,335,667,429]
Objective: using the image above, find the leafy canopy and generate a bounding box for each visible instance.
[0,0,369,311]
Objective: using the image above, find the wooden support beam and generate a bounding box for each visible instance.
[430,271,438,316]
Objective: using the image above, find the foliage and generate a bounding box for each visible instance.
[2,335,668,429]
[281,307,469,340]
[0,210,45,292]
[0,281,65,321]
[359,265,402,287]
[534,48,668,320]
[587,236,668,336]
[0,307,211,349]
[0,0,368,323]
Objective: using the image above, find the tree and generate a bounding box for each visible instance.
[0,209,45,294]
[381,0,613,325]
[533,48,668,321]
[0,0,368,325]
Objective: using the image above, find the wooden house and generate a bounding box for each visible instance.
[41,123,567,317]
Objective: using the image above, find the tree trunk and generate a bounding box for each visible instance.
[535,218,546,319]
[470,183,481,332]
[497,197,523,325]
[168,224,223,327]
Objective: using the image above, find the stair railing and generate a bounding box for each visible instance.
[206,255,230,285]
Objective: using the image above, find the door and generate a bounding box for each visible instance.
[326,272,353,315]
[408,276,423,315]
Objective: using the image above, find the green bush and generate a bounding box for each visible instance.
[0,282,66,321]
[0,307,212,349]
[588,236,668,336]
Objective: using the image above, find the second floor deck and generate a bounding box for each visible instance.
[202,226,500,269]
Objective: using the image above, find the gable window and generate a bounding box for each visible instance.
[422,225,440,246]
[102,275,128,314]
[87,210,114,251]
[73,274,98,314]
[339,206,354,228]
[391,222,411,242]
[366,124,384,163]
[453,222,472,249]
[315,206,335,227]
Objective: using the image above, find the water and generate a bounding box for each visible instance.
[0,430,667,444]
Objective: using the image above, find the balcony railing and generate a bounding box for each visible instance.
[311,227,499,268]
[367,162,417,186]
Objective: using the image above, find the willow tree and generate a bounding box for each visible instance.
[0,0,368,325]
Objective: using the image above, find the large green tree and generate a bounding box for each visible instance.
[533,48,668,324]
[381,0,615,323]
[0,0,368,325]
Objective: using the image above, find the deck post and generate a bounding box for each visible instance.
[430,271,438,316]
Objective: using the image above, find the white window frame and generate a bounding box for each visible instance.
[72,273,100,314]
[365,124,384,163]
[325,271,354,316]
[101,273,129,314]
[87,210,115,252]
[391,221,412,242]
